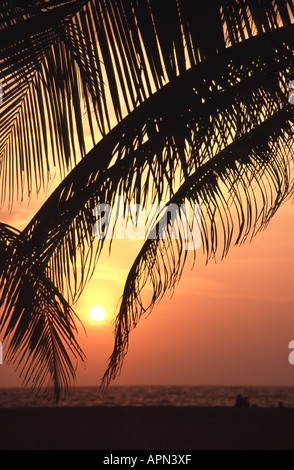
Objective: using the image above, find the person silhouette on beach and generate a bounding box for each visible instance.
[235,394,243,408]
[235,394,250,408]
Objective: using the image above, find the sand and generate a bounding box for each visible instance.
[0,406,294,450]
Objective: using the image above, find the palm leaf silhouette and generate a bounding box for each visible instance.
[0,0,294,400]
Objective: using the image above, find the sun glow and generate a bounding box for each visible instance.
[89,305,106,322]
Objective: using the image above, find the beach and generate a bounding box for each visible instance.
[0,406,294,450]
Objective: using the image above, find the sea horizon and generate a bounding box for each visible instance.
[1,384,294,409]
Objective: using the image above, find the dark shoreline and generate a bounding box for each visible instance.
[1,406,294,450]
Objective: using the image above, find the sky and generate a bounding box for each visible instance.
[1,186,294,389]
[1,6,294,390]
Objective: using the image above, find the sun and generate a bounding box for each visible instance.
[89,305,106,322]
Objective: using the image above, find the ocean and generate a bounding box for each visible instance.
[0,385,294,408]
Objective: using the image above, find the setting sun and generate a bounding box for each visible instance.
[89,305,106,322]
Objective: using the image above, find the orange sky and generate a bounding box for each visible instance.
[1,188,294,389]
[1,7,294,389]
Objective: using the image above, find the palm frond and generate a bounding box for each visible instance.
[0,0,98,206]
[21,22,294,303]
[0,227,85,401]
[101,106,294,385]
[1,0,293,205]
